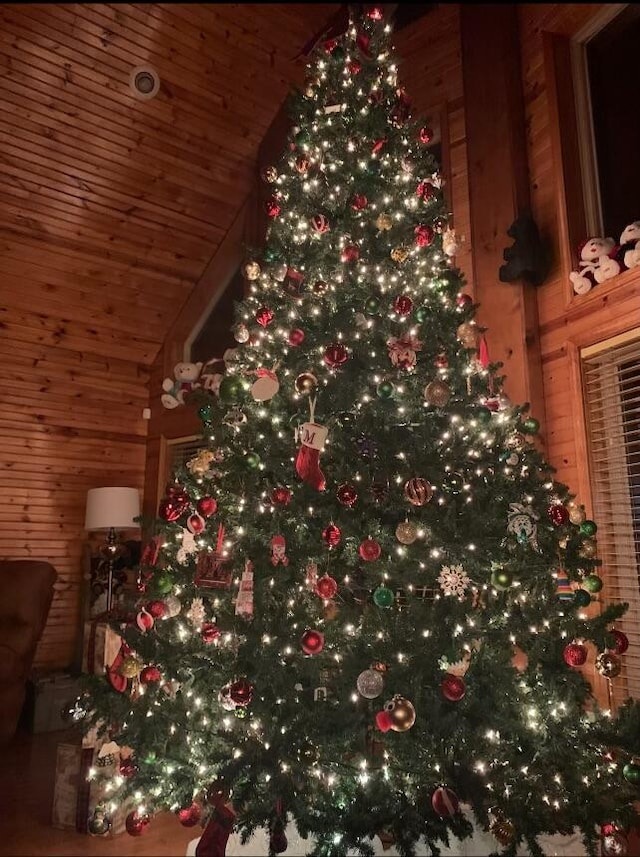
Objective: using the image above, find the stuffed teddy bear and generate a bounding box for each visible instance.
[569,236,620,295]
[618,221,640,270]
[161,361,203,409]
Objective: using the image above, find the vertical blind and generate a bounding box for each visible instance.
[582,333,640,700]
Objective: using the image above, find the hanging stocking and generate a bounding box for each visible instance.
[295,397,328,491]
[195,804,236,857]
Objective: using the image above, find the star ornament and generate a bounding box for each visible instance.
[437,564,470,598]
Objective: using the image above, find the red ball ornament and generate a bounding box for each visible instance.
[288,328,305,346]
[351,194,368,211]
[347,59,362,75]
[125,811,150,837]
[419,126,434,144]
[324,342,349,367]
[548,504,569,527]
[177,803,202,828]
[119,758,138,778]
[187,513,205,535]
[229,678,254,706]
[359,537,381,562]
[375,709,393,732]
[265,198,281,218]
[416,180,435,201]
[140,665,161,684]
[256,306,274,328]
[341,244,360,263]
[147,600,166,619]
[414,225,435,247]
[337,483,358,506]
[456,292,473,308]
[316,574,338,599]
[324,38,338,53]
[431,786,459,818]
[322,524,342,547]
[610,629,629,655]
[159,498,182,523]
[201,622,221,644]
[271,486,292,507]
[563,642,588,667]
[301,629,324,655]
[394,295,413,316]
[441,673,466,701]
[367,6,384,21]
[311,214,330,233]
[197,497,218,518]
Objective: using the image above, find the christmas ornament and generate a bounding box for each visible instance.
[245,451,261,469]
[404,477,433,506]
[235,559,254,618]
[322,524,342,547]
[271,486,292,506]
[159,485,190,522]
[367,6,384,20]
[507,503,540,550]
[187,513,205,535]
[197,497,217,518]
[364,296,380,314]
[125,811,149,837]
[579,538,598,558]
[187,449,220,478]
[556,570,574,601]
[356,669,384,699]
[385,695,416,731]
[438,564,470,598]
[155,573,174,595]
[243,260,261,280]
[88,806,111,836]
[301,629,324,655]
[376,212,393,231]
[371,482,389,503]
[522,416,540,435]
[573,588,592,608]
[548,504,569,527]
[489,811,515,847]
[282,267,304,296]
[568,501,587,525]
[431,787,459,817]
[622,758,640,785]
[506,432,527,452]
[146,600,166,619]
[219,375,246,403]
[396,521,417,544]
[271,534,289,566]
[375,710,393,732]
[177,803,202,828]
[120,655,143,679]
[288,328,305,346]
[376,380,395,399]
[140,665,161,684]
[351,193,368,210]
[442,226,459,256]
[337,483,358,506]
[201,622,221,643]
[311,213,330,233]
[186,597,206,627]
[229,679,254,707]
[136,607,154,633]
[265,198,281,218]
[390,245,409,264]
[416,179,435,201]
[223,407,247,428]
[596,652,622,678]
[347,58,361,75]
[424,380,451,407]
[359,537,381,561]
[324,342,349,367]
[356,435,378,459]
[119,758,138,778]
[295,372,317,395]
[602,832,629,856]
[341,244,360,263]
[457,321,479,349]
[256,306,274,328]
[316,574,338,599]
[490,568,513,590]
[295,154,310,174]
[272,263,288,281]
[580,519,598,536]
[313,279,329,295]
[390,88,411,127]
[219,684,237,711]
[608,629,629,655]
[387,334,423,370]
[251,367,280,401]
[373,585,394,608]
[563,642,588,667]
[295,401,328,491]
[393,294,413,315]
[441,672,466,701]
[415,225,435,247]
[434,351,449,368]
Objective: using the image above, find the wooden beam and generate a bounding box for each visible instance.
[460,4,546,428]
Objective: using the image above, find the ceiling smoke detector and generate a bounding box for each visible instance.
[129,65,160,100]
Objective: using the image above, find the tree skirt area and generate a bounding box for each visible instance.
[186,814,587,856]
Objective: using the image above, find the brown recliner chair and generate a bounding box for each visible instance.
[0,560,57,743]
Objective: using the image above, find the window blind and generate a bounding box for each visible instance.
[582,333,640,700]
[164,435,203,486]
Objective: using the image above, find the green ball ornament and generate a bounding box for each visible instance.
[245,452,261,470]
[573,588,592,608]
[491,568,513,590]
[522,417,540,435]
[364,297,380,315]
[263,247,280,263]
[580,520,598,537]
[199,404,214,422]
[295,129,311,148]
[156,573,173,595]
[476,406,492,424]
[219,376,245,404]
[583,574,603,593]
[414,306,428,323]
[376,381,395,399]
[623,760,640,785]
[373,585,394,608]
[144,750,157,764]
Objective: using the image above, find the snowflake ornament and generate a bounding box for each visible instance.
[185,597,206,628]
[438,564,470,597]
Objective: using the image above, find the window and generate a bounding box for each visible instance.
[159,435,202,497]
[582,331,640,700]
[189,266,244,366]
[573,4,640,239]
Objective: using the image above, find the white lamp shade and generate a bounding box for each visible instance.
[85,487,141,531]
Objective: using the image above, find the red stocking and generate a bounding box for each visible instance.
[295,442,326,491]
[195,805,235,857]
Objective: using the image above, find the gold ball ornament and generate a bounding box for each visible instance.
[261,165,278,184]
[579,538,598,559]
[294,372,317,395]
[390,245,410,264]
[457,322,479,349]
[243,260,261,281]
[596,651,622,678]
[489,813,515,847]
[376,213,393,231]
[424,380,451,407]
[396,521,418,545]
[385,695,416,732]
[568,502,587,525]
[120,656,144,679]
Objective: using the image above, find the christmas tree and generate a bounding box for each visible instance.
[81,6,640,855]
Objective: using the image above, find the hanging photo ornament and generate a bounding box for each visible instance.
[507,502,540,551]
[251,366,280,402]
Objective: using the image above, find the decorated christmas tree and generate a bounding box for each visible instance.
[80,6,640,856]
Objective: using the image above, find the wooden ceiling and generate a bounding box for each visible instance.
[0,3,339,367]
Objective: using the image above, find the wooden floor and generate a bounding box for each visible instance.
[0,729,194,856]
